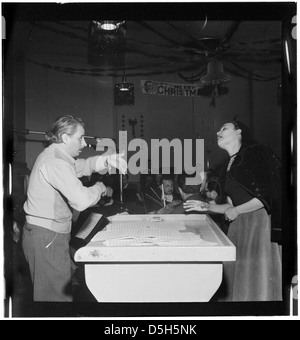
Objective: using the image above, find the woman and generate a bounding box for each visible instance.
[184,121,282,301]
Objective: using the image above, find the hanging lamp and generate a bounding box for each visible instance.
[200,59,231,107]
[88,20,126,66]
[99,20,124,31]
[200,59,231,85]
[118,73,132,92]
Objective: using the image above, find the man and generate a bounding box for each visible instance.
[161,176,180,205]
[169,172,203,214]
[22,115,127,301]
[146,175,182,214]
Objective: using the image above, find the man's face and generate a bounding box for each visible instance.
[162,179,173,195]
[64,125,87,158]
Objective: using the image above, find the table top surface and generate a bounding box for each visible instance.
[74,214,236,263]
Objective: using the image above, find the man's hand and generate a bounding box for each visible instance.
[105,186,113,198]
[107,152,127,174]
[94,181,107,196]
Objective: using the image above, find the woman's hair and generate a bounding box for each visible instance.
[230,120,257,146]
[45,115,85,144]
[205,177,226,204]
[206,178,222,196]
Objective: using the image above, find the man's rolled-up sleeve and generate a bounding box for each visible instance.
[41,160,104,211]
[74,155,108,178]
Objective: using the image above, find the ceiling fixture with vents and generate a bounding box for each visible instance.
[114,29,134,105]
[115,70,134,105]
[200,58,231,107]
[200,59,231,85]
[118,74,132,92]
[99,20,124,31]
[114,78,134,105]
[88,20,126,66]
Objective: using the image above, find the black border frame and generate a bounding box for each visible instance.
[2,2,297,318]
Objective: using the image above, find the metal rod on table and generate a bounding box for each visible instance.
[162,183,166,207]
[120,174,123,204]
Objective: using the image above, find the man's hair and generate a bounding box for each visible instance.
[205,177,227,204]
[45,115,85,144]
[161,174,174,183]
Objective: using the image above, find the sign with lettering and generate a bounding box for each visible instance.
[141,80,205,97]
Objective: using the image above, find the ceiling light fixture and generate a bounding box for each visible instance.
[115,72,135,106]
[118,74,131,91]
[200,58,231,107]
[88,20,126,66]
[200,59,231,85]
[116,47,133,93]
[99,20,123,31]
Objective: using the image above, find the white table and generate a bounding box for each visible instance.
[74,214,236,302]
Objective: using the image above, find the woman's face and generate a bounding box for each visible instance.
[217,122,241,149]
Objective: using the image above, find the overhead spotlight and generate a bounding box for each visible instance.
[118,75,132,92]
[115,75,134,106]
[88,21,126,66]
[99,20,124,31]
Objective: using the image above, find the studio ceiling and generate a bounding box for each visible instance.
[18,19,282,82]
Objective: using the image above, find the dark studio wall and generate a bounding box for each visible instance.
[2,3,297,319]
[24,61,116,169]
[3,14,284,179]
[24,60,282,176]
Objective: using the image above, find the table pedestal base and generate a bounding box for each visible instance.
[85,262,223,302]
